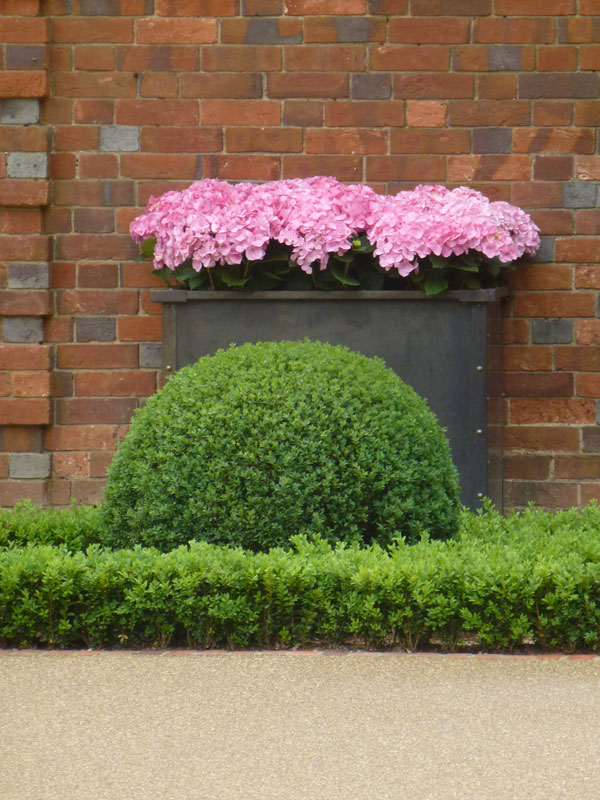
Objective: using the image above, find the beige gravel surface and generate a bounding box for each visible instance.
[1,651,600,800]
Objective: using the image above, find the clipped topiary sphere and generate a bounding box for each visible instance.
[101,340,460,552]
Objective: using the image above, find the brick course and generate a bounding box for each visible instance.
[0,1,598,508]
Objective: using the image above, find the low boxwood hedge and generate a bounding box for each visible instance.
[1,502,600,653]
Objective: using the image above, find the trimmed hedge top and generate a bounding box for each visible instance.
[101,340,460,552]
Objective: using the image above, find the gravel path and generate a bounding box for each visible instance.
[2,650,600,800]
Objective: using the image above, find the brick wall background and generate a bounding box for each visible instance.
[0,0,599,509]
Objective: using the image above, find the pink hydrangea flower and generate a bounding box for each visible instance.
[130,177,540,276]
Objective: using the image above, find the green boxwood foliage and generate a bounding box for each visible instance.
[101,340,460,552]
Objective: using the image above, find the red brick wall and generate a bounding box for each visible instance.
[0,0,599,509]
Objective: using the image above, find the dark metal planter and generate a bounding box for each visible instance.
[151,288,508,511]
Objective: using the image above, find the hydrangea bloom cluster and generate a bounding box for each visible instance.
[130,176,539,277]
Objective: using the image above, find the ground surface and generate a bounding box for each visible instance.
[2,650,600,800]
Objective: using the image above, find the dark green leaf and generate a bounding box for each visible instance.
[428,254,448,270]
[140,237,156,260]
[331,263,360,287]
[423,274,448,295]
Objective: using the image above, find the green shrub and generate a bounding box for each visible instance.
[101,340,460,552]
[0,500,102,551]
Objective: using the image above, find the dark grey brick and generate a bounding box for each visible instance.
[334,17,376,43]
[530,236,555,264]
[532,318,573,344]
[80,0,121,13]
[563,181,597,208]
[76,317,116,342]
[140,342,162,369]
[583,427,600,453]
[2,317,43,344]
[244,19,302,44]
[473,127,511,154]
[487,45,522,71]
[596,400,600,426]
[0,99,40,124]
[9,453,51,480]
[5,45,46,70]
[351,74,391,100]
[7,263,50,290]
[519,73,598,99]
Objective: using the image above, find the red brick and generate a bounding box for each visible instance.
[393,73,473,99]
[156,0,238,12]
[505,346,553,372]
[0,17,48,43]
[1,0,40,14]
[117,316,161,342]
[369,0,408,10]
[533,101,573,127]
[139,289,162,315]
[504,372,573,398]
[304,17,385,43]
[74,45,115,72]
[405,100,446,126]
[135,18,217,44]
[448,155,531,182]
[49,153,76,180]
[510,398,595,424]
[267,73,348,99]
[0,126,47,151]
[55,71,136,98]
[56,235,137,262]
[556,238,600,263]
[0,481,48,508]
[575,266,600,290]
[286,0,366,11]
[575,156,600,180]
[390,129,469,154]
[78,154,118,179]
[140,74,179,98]
[55,126,99,151]
[530,210,573,236]
[137,181,195,206]
[70,480,106,506]
[449,101,529,126]
[509,265,572,291]
[53,453,89,479]
[477,75,518,100]
[0,290,49,316]
[226,128,303,153]
[533,156,574,181]
[538,46,578,71]
[576,210,600,235]
[12,372,51,398]
[504,454,552,480]
[202,155,280,181]
[513,128,595,154]
[306,129,386,154]
[0,180,48,207]
[116,44,199,72]
[0,345,50,371]
[201,100,279,126]
[57,290,137,316]
[0,209,42,235]
[140,127,221,153]
[577,374,600,398]
[0,398,49,425]
[285,45,365,71]
[120,262,164,289]
[504,425,579,452]
[367,155,446,182]
[56,398,137,425]
[57,344,138,369]
[45,425,118,452]
[412,0,490,10]
[282,155,362,181]
[556,346,600,372]
[503,318,529,345]
[559,17,600,43]
[370,44,449,71]
[202,45,281,72]
[181,73,262,99]
[574,102,600,127]
[89,451,114,478]
[514,293,594,318]
[473,18,556,44]
[389,18,469,43]
[243,0,284,12]
[116,99,198,126]
[74,99,114,124]
[74,371,156,397]
[0,234,49,261]
[44,317,73,343]
[121,154,197,180]
[505,481,578,509]
[325,100,404,127]
[495,0,573,11]
[511,182,564,208]
[581,484,600,504]
[555,455,600,479]
[54,18,132,43]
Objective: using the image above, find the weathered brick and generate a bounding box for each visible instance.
[0,98,40,124]
[141,127,221,153]
[285,45,365,72]
[505,481,578,510]
[7,263,49,290]
[268,73,348,98]
[9,453,51,479]
[306,129,386,154]
[116,99,198,126]
[5,45,46,70]
[556,238,600,263]
[487,45,523,71]
[558,16,600,43]
[0,72,47,98]
[474,18,556,44]
[304,16,385,42]
[74,371,156,397]
[473,128,511,154]
[282,155,362,181]
[286,0,366,10]
[75,317,116,342]
[201,100,279,126]
[496,0,574,12]
[477,74,518,100]
[2,317,44,344]
[242,0,283,12]
[504,426,579,452]
[225,128,303,153]
[513,128,594,154]
[56,398,138,425]
[393,73,472,99]
[366,155,446,182]
[371,44,449,71]
[390,129,469,154]
[563,181,597,208]
[121,153,197,179]
[504,454,552,480]
[325,100,404,127]
[116,44,199,72]
[0,399,50,426]
[221,18,302,45]
[203,45,281,72]
[99,125,139,152]
[181,73,263,99]
[504,373,573,398]
[448,155,531,182]
[449,101,530,127]
[6,152,47,179]
[136,18,216,44]
[514,293,595,318]
[533,156,574,181]
[202,155,280,181]
[284,100,324,127]
[531,319,573,344]
[510,398,595,424]
[583,428,600,453]
[520,73,599,99]
[352,74,390,99]
[389,17,469,43]
[406,100,446,126]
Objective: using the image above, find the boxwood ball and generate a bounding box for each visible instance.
[101,340,461,551]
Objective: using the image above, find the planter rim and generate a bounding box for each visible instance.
[151,287,510,304]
